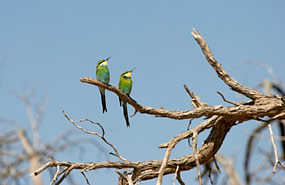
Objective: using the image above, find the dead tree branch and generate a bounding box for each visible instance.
[216,154,243,185]
[192,131,202,185]
[244,122,268,185]
[33,28,285,184]
[191,29,263,100]
[0,91,107,185]
[267,123,285,173]
[62,110,126,161]
[80,78,285,121]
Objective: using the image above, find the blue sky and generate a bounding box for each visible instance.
[0,0,284,184]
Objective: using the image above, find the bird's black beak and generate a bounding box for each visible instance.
[130,67,136,72]
[106,56,111,61]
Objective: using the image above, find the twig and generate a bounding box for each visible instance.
[187,119,193,148]
[24,91,40,149]
[279,120,285,160]
[130,110,138,117]
[159,116,219,148]
[17,129,34,156]
[127,174,134,185]
[244,122,268,184]
[172,166,179,185]
[81,171,91,185]
[55,165,74,185]
[261,80,285,172]
[215,154,243,185]
[175,167,185,185]
[184,84,207,108]
[213,155,221,174]
[172,166,186,185]
[192,131,202,185]
[62,110,126,161]
[271,112,285,120]
[267,123,285,173]
[63,112,103,136]
[216,91,239,106]
[50,165,60,185]
[208,169,214,185]
[157,145,173,185]
[116,170,128,182]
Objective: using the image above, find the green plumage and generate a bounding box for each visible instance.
[96,57,110,113]
[118,70,134,127]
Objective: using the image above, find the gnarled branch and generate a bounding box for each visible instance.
[32,28,285,185]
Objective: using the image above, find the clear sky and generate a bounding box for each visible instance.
[0,0,284,184]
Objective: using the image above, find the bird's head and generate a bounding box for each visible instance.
[97,57,111,68]
[122,68,135,78]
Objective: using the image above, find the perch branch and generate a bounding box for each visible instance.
[32,28,285,184]
[80,78,285,122]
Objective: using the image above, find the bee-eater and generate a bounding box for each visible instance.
[96,57,110,113]
[118,68,135,127]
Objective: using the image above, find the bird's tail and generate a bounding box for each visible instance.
[123,102,130,127]
[119,98,122,107]
[99,88,107,113]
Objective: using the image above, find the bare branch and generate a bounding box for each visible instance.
[17,129,43,185]
[50,165,60,185]
[29,28,285,184]
[217,91,239,106]
[192,131,202,185]
[62,110,126,161]
[213,156,221,174]
[216,154,243,185]
[184,84,208,108]
[17,129,34,155]
[244,122,268,185]
[80,78,285,122]
[159,115,219,148]
[156,115,229,184]
[172,166,185,185]
[191,28,264,100]
[176,167,185,185]
[81,171,91,185]
[32,115,235,184]
[267,123,285,173]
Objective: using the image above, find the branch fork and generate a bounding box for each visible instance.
[31,28,285,185]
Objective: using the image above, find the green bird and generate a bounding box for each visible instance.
[118,68,135,127]
[96,57,110,113]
